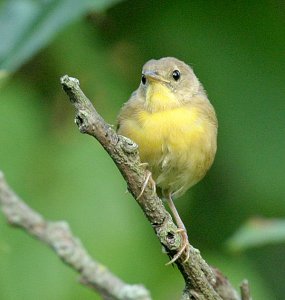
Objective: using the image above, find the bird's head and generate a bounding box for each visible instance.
[138,57,202,112]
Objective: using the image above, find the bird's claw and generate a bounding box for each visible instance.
[136,170,156,199]
[165,228,190,265]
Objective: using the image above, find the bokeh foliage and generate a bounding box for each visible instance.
[0,1,285,299]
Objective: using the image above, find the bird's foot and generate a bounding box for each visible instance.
[166,228,190,265]
[136,170,156,199]
[139,162,149,169]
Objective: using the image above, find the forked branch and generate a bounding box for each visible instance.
[0,171,151,300]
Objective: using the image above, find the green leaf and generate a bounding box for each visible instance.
[0,0,121,73]
[227,217,285,252]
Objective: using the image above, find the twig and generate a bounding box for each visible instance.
[240,280,252,300]
[0,171,151,300]
[60,75,241,300]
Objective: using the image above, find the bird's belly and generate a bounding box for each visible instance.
[119,107,216,197]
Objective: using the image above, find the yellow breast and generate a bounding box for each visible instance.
[135,107,204,163]
[119,105,216,197]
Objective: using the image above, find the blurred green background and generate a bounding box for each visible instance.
[0,0,285,299]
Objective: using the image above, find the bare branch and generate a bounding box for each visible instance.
[60,75,241,300]
[0,171,151,300]
[240,280,252,300]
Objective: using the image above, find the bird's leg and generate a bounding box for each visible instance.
[136,169,156,200]
[165,193,190,265]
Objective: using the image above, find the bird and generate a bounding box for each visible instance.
[117,57,218,264]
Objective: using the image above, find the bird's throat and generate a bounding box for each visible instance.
[145,82,179,112]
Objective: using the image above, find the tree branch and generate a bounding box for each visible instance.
[0,171,151,300]
[60,75,244,300]
[240,280,252,300]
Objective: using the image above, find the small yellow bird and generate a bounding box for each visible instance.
[117,57,217,264]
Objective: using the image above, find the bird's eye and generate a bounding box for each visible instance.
[172,70,180,81]
[141,74,146,85]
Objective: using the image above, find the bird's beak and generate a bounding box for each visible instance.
[144,71,170,83]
